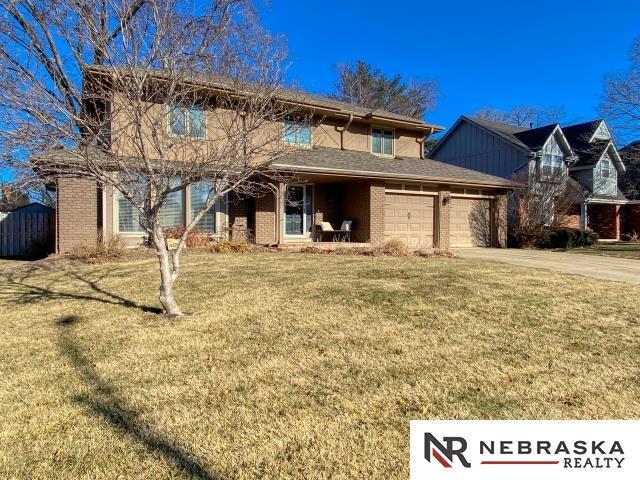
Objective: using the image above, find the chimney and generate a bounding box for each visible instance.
[529,122,534,129]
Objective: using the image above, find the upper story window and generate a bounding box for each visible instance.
[541,153,564,179]
[283,118,311,146]
[371,127,394,156]
[169,105,205,139]
[601,158,611,178]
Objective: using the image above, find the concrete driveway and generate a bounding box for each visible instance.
[454,247,640,285]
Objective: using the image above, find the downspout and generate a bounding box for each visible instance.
[336,113,354,150]
[417,127,435,159]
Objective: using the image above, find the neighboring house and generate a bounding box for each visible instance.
[430,116,640,240]
[53,67,513,253]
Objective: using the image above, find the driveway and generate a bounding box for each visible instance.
[454,247,640,285]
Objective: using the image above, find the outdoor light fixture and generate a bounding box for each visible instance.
[442,193,451,206]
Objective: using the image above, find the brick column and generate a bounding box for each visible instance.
[615,205,622,240]
[255,192,276,244]
[227,192,249,241]
[437,189,451,250]
[368,180,385,245]
[56,178,98,253]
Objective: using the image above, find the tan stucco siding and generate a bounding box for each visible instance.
[109,93,425,161]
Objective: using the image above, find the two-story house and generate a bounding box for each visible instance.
[430,116,640,240]
[54,68,513,253]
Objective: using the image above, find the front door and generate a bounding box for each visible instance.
[285,184,313,237]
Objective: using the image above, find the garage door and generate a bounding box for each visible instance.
[384,193,434,248]
[450,198,492,247]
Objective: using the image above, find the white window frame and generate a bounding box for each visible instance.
[283,117,312,147]
[168,105,207,139]
[540,153,564,180]
[283,183,313,238]
[371,125,395,157]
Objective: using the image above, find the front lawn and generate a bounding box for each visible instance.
[1,253,639,479]
[567,243,640,259]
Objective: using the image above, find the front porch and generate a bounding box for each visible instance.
[229,176,385,246]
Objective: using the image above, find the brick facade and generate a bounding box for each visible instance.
[56,177,99,253]
[588,204,621,240]
[436,189,451,249]
[341,180,384,243]
[227,192,250,241]
[622,204,640,239]
[255,192,276,244]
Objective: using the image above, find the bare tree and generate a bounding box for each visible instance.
[474,105,566,128]
[507,168,584,247]
[0,0,300,316]
[601,38,640,198]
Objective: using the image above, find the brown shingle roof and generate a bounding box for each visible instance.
[86,65,443,131]
[272,147,514,188]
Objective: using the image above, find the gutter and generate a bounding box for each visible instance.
[271,164,516,189]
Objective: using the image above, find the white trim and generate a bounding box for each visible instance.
[282,183,314,238]
[167,104,207,140]
[370,125,395,157]
[282,116,313,148]
[588,120,612,142]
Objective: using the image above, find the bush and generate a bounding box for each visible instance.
[536,227,598,249]
[68,232,126,263]
[211,240,252,253]
[371,239,409,257]
[163,227,214,248]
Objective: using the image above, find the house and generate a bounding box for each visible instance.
[430,116,640,240]
[53,68,513,253]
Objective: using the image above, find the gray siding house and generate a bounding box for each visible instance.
[430,116,636,240]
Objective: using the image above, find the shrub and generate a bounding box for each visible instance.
[371,239,409,257]
[536,227,598,249]
[211,240,252,253]
[163,227,214,248]
[68,231,126,263]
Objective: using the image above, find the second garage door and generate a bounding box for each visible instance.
[450,197,492,247]
[384,193,434,248]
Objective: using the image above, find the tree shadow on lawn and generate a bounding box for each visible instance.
[1,267,163,314]
[57,315,226,480]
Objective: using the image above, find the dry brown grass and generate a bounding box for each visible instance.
[0,253,639,479]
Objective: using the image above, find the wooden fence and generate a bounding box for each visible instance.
[0,211,54,257]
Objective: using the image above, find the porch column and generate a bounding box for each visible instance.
[492,193,508,248]
[615,205,622,240]
[436,188,451,249]
[580,202,588,230]
[369,181,385,245]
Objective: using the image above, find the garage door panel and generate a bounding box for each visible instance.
[384,193,434,247]
[450,198,491,247]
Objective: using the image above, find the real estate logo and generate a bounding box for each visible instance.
[410,420,639,479]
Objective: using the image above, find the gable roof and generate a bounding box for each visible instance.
[272,146,514,188]
[513,124,559,151]
[562,120,602,146]
[431,116,565,157]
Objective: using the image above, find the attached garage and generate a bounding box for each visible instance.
[384,193,434,248]
[449,197,492,247]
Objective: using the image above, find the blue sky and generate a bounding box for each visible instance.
[257,0,639,129]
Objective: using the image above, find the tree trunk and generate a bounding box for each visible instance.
[152,225,184,317]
